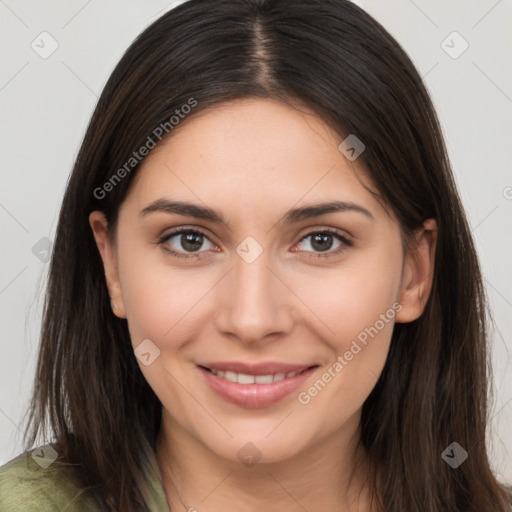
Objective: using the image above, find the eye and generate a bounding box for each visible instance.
[294,229,352,258]
[158,227,352,261]
[158,228,217,259]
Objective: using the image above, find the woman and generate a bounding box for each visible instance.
[1,0,511,510]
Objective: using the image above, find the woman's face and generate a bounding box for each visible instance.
[91,98,434,465]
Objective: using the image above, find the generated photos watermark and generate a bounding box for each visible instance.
[297,302,402,405]
[93,98,198,200]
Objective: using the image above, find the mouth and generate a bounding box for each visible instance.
[196,362,319,408]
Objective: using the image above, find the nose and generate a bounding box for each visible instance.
[214,247,294,345]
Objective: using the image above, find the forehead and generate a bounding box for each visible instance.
[121,98,386,222]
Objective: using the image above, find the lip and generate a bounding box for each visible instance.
[197,362,318,408]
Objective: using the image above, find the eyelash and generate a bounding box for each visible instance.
[157,227,352,261]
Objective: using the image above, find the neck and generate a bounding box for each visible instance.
[155,409,374,512]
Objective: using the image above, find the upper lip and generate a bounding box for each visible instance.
[198,361,317,375]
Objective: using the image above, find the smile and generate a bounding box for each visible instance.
[197,363,318,408]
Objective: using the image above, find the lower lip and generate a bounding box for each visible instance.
[198,366,317,408]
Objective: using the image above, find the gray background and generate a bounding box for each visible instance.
[1,0,511,484]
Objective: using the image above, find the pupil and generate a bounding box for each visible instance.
[312,233,332,252]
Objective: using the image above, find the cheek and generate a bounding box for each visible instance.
[116,250,216,418]
[293,248,403,414]
[294,253,402,346]
[116,240,222,355]
[293,253,402,410]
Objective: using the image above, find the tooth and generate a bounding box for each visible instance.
[224,371,238,383]
[237,373,256,384]
[210,369,301,384]
[255,374,274,384]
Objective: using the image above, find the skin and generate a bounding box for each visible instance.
[90,98,437,512]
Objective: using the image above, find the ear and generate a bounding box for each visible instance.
[395,218,438,323]
[89,211,126,318]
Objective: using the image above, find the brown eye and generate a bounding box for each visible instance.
[296,230,351,258]
[159,228,216,259]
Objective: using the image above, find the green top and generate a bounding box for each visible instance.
[4,446,511,511]
[0,444,171,511]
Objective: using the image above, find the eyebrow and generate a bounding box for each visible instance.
[139,198,374,226]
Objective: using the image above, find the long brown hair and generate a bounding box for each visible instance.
[20,0,512,510]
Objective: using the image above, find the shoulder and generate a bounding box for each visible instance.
[0,445,96,511]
